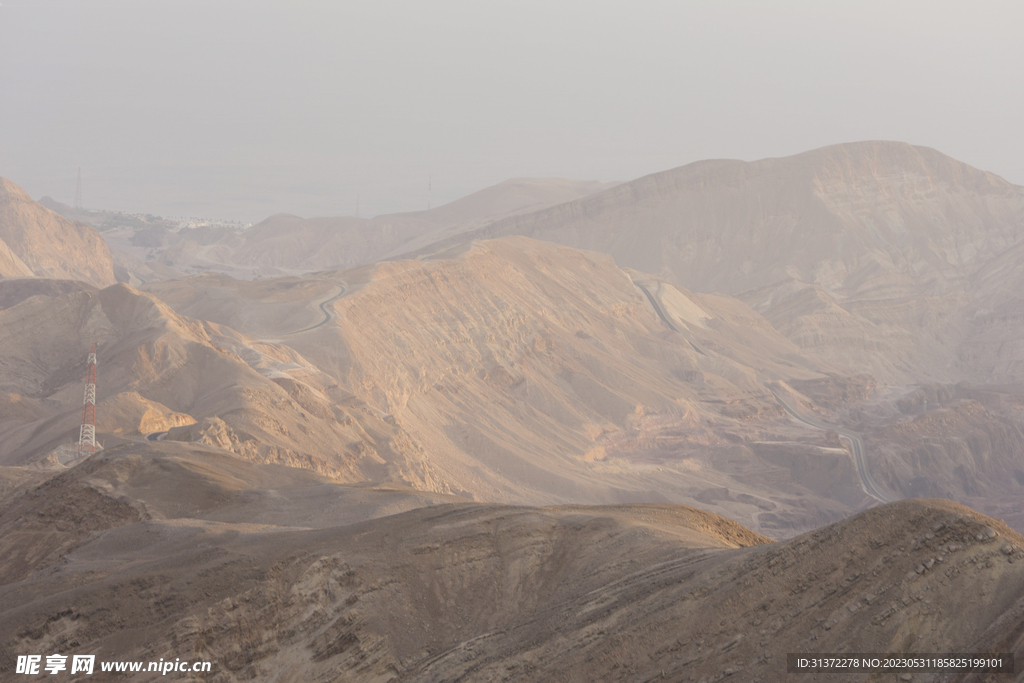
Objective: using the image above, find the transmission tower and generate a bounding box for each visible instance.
[77,343,98,457]
[74,167,83,210]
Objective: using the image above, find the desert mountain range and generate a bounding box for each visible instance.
[2,235,865,536]
[3,141,1024,678]
[398,141,1024,385]
[63,177,616,282]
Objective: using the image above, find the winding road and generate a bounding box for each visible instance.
[766,385,895,505]
[140,282,347,443]
[635,277,896,506]
[286,283,346,335]
[634,281,707,356]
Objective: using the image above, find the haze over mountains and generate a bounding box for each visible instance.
[3,141,1024,678]
[70,178,618,281]
[403,141,1024,385]
[51,140,1024,384]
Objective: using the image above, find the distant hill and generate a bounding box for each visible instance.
[418,142,1024,294]
[400,142,1024,384]
[108,177,615,278]
[0,178,117,287]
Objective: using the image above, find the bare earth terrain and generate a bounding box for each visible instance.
[3,141,1024,680]
[2,443,1024,682]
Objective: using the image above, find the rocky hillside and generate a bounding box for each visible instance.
[0,178,117,287]
[139,236,1024,536]
[399,142,1024,385]
[0,279,433,488]
[2,443,1022,682]
[8,234,1024,538]
[141,237,884,536]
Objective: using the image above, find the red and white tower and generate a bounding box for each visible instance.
[77,342,98,456]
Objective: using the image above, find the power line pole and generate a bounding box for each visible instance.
[77,343,98,457]
[74,167,83,210]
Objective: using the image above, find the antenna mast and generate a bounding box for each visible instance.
[74,167,83,210]
[428,173,432,210]
[77,343,98,457]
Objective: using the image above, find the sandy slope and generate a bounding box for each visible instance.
[0,238,33,278]
[140,237,890,535]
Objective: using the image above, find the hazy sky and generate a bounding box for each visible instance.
[1,1,1022,221]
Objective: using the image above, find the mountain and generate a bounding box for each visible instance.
[101,178,615,278]
[0,279,433,488]
[4,236,868,537]
[7,221,1024,539]
[0,178,117,287]
[421,142,1024,297]
[0,238,33,278]
[143,234,1024,537]
[4,152,1024,679]
[143,236,889,536]
[2,442,1022,681]
[398,142,1024,385]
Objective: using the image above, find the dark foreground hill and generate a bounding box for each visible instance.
[1,442,1022,682]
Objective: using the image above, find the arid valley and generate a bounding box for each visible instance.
[1,140,1024,681]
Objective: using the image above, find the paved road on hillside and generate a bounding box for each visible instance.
[634,281,707,356]
[766,385,895,505]
[287,283,346,335]
[635,277,895,506]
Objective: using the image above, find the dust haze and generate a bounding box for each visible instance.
[3,3,1024,682]
[2,1,1023,218]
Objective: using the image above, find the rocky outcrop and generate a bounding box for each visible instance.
[0,178,117,287]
